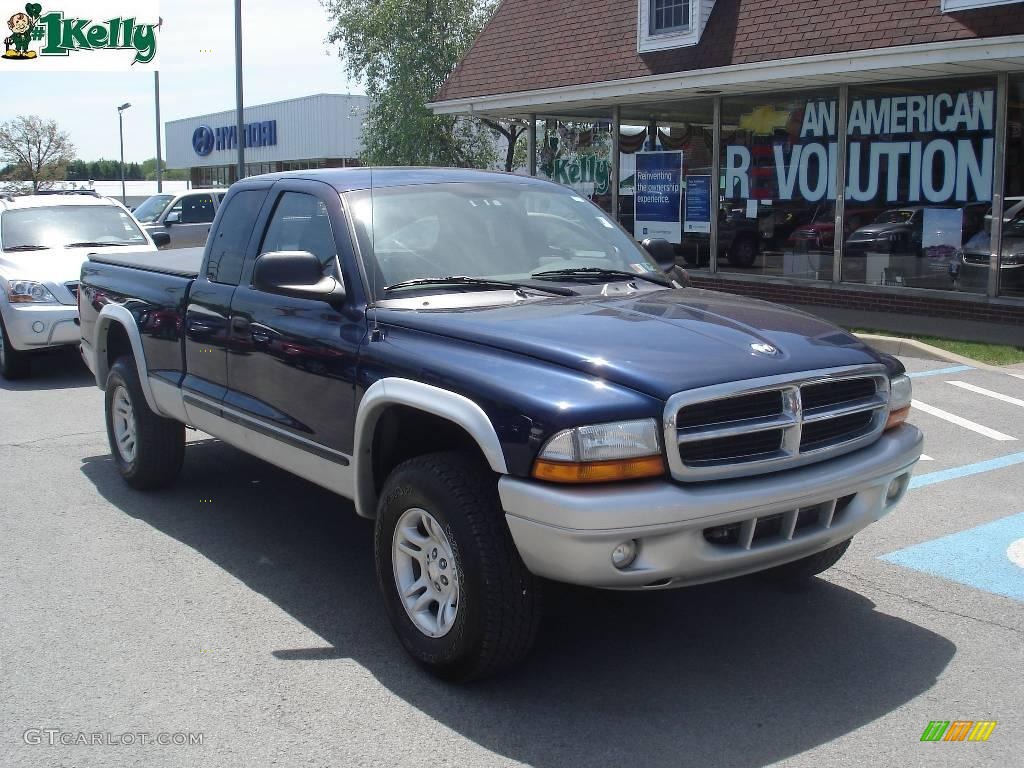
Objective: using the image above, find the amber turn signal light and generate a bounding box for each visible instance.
[885,405,910,431]
[532,455,665,484]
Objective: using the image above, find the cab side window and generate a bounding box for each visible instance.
[261,192,338,274]
[206,190,267,285]
[174,193,216,224]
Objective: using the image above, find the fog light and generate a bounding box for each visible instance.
[611,540,638,569]
[32,321,45,333]
[887,474,907,502]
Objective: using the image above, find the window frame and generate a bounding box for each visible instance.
[650,0,690,36]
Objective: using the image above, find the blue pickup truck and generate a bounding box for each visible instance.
[78,168,923,681]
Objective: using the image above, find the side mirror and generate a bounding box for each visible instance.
[151,231,171,249]
[642,238,677,273]
[165,210,181,225]
[253,250,346,305]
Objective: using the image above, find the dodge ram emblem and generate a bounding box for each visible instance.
[751,342,778,355]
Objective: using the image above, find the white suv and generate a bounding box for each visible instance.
[0,193,162,379]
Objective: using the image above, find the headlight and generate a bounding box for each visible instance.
[886,374,912,431]
[5,280,58,304]
[533,418,664,483]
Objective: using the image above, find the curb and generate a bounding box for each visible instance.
[854,333,993,369]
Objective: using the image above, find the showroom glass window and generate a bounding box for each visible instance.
[536,120,615,215]
[617,99,714,270]
[843,78,996,293]
[719,90,839,279]
[1000,74,1024,299]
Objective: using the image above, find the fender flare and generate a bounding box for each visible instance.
[92,304,162,415]
[353,378,508,518]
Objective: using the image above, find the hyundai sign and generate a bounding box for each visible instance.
[191,120,278,157]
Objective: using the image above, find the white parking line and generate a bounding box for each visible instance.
[911,399,1018,441]
[920,455,935,461]
[946,381,1024,408]
[1008,373,1024,380]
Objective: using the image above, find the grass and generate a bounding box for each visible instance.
[850,328,1024,366]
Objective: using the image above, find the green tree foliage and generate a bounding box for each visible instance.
[66,158,145,181]
[140,157,188,181]
[323,0,516,168]
[0,115,76,192]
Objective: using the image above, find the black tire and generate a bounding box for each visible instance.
[104,356,185,490]
[0,314,31,380]
[727,236,758,268]
[760,539,852,582]
[374,451,542,682]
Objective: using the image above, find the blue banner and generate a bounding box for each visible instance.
[684,175,712,234]
[634,151,683,243]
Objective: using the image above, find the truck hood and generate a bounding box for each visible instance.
[0,244,154,283]
[379,288,887,401]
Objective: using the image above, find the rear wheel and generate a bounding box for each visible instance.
[0,315,31,380]
[760,539,852,582]
[104,357,185,490]
[374,451,542,681]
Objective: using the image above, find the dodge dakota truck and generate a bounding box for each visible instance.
[79,168,923,681]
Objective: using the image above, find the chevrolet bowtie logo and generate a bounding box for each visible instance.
[751,343,778,355]
[738,105,793,135]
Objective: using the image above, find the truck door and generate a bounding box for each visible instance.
[182,188,270,423]
[164,192,217,249]
[225,181,364,458]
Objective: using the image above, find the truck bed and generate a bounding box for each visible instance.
[87,247,204,278]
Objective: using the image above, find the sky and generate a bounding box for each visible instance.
[0,0,362,163]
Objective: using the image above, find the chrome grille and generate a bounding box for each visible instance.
[665,365,890,482]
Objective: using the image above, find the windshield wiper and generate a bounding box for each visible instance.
[383,275,576,296]
[531,267,671,286]
[64,241,137,248]
[3,244,49,252]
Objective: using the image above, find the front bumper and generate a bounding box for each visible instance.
[499,424,922,589]
[0,303,79,351]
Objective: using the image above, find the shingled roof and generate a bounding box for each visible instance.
[437,0,1024,103]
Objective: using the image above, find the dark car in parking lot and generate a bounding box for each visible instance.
[957,197,1024,293]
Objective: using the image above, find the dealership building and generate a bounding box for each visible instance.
[431,0,1024,342]
[166,93,367,188]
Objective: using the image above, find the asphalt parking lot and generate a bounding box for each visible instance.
[1,349,1022,768]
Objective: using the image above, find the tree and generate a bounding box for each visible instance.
[0,115,76,192]
[323,0,520,169]
[141,157,188,182]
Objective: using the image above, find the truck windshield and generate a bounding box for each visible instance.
[1,206,149,251]
[132,194,175,223]
[345,181,660,299]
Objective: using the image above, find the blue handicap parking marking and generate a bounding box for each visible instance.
[880,512,1024,602]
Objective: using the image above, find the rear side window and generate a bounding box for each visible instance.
[206,190,267,285]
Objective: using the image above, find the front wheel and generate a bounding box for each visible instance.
[759,538,852,583]
[374,452,542,682]
[0,314,31,380]
[104,357,185,490]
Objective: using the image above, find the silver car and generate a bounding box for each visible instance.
[132,189,227,249]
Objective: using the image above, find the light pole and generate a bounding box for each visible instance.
[117,102,132,205]
[234,0,245,182]
[154,72,163,193]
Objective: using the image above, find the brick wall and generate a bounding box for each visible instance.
[688,274,1024,331]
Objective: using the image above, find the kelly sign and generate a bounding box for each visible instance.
[2,0,160,70]
[634,151,683,243]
